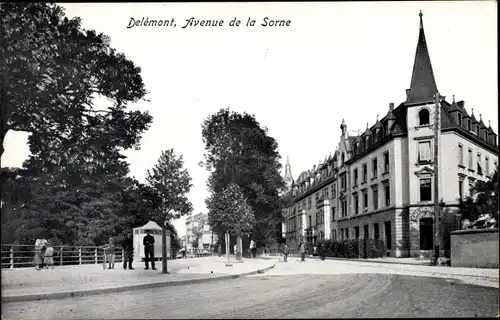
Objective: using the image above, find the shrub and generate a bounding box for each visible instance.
[315,238,386,259]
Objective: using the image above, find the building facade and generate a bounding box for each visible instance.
[282,12,498,258]
[185,212,217,250]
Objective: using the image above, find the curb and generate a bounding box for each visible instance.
[1,263,276,303]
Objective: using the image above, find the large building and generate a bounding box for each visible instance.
[282,12,498,258]
[185,212,217,250]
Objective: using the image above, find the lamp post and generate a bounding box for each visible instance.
[162,223,171,274]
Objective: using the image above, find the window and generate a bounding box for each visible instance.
[383,152,389,172]
[364,225,369,239]
[373,188,379,210]
[332,229,337,240]
[468,180,473,196]
[477,153,483,175]
[384,184,391,206]
[420,178,432,201]
[418,141,432,163]
[419,108,430,125]
[468,149,473,168]
[374,223,380,240]
[315,192,319,202]
[362,163,367,182]
[308,196,312,209]
[308,216,312,228]
[485,157,490,175]
[354,226,360,240]
[353,168,358,185]
[331,207,336,221]
[341,174,347,190]
[325,187,329,199]
[372,158,378,177]
[457,112,462,126]
[458,144,463,166]
[341,228,344,240]
[345,228,349,239]
[341,200,347,217]
[341,153,345,166]
[458,179,463,200]
[354,194,359,214]
[467,119,471,131]
[363,192,368,211]
[332,184,336,198]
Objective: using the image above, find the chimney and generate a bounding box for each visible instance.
[389,103,394,111]
[406,89,410,101]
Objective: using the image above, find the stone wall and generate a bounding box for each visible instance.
[450,228,499,268]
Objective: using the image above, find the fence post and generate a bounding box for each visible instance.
[10,246,14,269]
[60,247,63,266]
[95,247,98,264]
[78,247,82,265]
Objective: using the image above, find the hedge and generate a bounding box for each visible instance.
[315,238,387,259]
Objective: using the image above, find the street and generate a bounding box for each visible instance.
[2,261,498,319]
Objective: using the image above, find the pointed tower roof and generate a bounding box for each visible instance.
[283,154,294,184]
[374,114,382,129]
[470,108,478,124]
[406,11,438,105]
[478,114,487,129]
[448,95,460,112]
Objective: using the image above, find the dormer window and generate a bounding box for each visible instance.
[467,119,471,131]
[419,108,430,125]
[457,112,462,126]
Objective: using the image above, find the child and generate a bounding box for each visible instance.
[104,237,116,270]
[44,243,55,269]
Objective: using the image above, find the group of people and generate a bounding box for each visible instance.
[278,241,325,262]
[101,230,157,270]
[232,239,258,258]
[33,239,55,270]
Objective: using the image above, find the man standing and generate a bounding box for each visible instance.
[281,242,289,262]
[143,230,156,270]
[299,241,306,262]
[121,232,134,270]
[250,239,256,259]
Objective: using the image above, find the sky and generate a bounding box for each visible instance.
[2,2,497,237]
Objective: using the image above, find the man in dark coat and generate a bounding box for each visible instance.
[121,233,135,270]
[143,230,156,270]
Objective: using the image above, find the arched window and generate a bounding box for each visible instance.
[419,109,430,126]
[341,153,345,166]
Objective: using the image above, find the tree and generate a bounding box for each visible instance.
[201,108,286,247]
[206,183,255,238]
[1,3,152,158]
[146,149,193,272]
[459,166,499,223]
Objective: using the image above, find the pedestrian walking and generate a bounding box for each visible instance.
[103,237,116,269]
[299,242,306,262]
[143,230,156,270]
[250,239,257,258]
[181,247,186,258]
[281,242,289,262]
[319,242,326,260]
[44,242,55,269]
[34,239,48,270]
[121,233,134,270]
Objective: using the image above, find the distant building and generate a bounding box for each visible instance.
[282,12,498,258]
[185,212,217,250]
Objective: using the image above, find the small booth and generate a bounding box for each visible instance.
[133,221,165,262]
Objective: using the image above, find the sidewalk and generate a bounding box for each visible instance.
[1,256,275,302]
[264,256,499,288]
